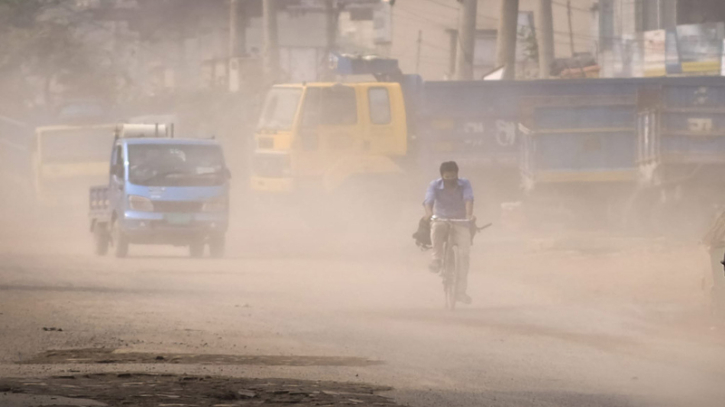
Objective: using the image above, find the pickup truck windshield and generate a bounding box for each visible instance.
[40,128,115,164]
[128,144,226,187]
[257,87,302,131]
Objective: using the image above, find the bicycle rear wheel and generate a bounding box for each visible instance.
[443,245,458,310]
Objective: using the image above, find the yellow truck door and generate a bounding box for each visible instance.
[361,83,407,156]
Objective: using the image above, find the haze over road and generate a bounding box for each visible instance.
[1,204,724,407]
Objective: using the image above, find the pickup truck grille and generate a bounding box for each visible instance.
[153,201,203,213]
[257,137,274,149]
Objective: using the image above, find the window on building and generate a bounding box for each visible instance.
[677,0,725,25]
[637,0,678,32]
[368,88,391,125]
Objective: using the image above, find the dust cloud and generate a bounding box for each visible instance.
[0,2,724,407]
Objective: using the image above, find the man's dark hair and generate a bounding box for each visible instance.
[439,161,459,175]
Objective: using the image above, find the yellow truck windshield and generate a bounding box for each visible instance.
[258,87,303,131]
[301,86,357,126]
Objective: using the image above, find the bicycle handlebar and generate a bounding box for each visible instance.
[432,217,493,232]
[476,222,493,231]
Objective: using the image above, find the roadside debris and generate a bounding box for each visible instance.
[23,348,383,367]
[0,373,401,406]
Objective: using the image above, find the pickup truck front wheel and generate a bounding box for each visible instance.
[112,219,129,258]
[189,239,205,258]
[209,235,225,258]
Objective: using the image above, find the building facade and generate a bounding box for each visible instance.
[385,0,597,80]
[597,0,725,77]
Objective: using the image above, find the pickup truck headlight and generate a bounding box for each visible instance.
[128,195,154,212]
[203,196,227,212]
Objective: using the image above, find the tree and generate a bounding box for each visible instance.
[0,0,120,117]
[518,24,539,79]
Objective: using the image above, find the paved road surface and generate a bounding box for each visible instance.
[1,201,724,407]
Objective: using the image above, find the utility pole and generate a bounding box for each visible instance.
[325,0,337,55]
[536,0,554,78]
[416,30,422,74]
[324,0,338,80]
[263,0,279,84]
[567,0,575,56]
[229,0,246,58]
[447,30,458,80]
[454,0,477,80]
[496,0,519,80]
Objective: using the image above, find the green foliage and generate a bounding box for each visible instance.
[0,0,59,28]
[0,0,118,112]
[518,25,539,63]
[131,0,210,42]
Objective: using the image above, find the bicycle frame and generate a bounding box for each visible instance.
[432,218,491,310]
[433,218,470,310]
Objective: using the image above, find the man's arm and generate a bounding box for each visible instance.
[423,181,435,219]
[463,180,475,220]
[424,203,434,219]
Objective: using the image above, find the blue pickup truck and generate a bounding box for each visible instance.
[89,124,231,258]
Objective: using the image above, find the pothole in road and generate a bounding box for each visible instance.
[23,348,383,367]
[0,373,400,406]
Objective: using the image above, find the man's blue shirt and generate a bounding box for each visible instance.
[424,178,474,219]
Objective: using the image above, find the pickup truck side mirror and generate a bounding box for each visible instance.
[111,164,124,179]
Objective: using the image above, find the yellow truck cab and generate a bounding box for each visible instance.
[251,81,408,195]
[33,123,118,206]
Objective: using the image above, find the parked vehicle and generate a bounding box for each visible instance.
[635,77,725,235]
[518,80,640,226]
[89,124,230,258]
[33,123,118,206]
[250,55,725,231]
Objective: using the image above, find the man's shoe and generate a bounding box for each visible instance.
[428,259,441,273]
[457,293,472,305]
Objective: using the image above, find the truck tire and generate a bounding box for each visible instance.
[189,240,204,258]
[94,223,109,256]
[112,219,129,258]
[209,235,225,258]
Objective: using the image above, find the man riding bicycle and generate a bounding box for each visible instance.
[423,161,475,305]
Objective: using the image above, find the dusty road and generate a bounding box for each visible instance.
[1,201,725,407]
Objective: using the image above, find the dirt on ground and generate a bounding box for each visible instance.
[23,349,382,367]
[1,191,725,407]
[0,373,398,406]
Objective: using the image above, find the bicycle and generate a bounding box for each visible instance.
[433,217,492,310]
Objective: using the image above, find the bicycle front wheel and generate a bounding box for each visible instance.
[444,245,458,311]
